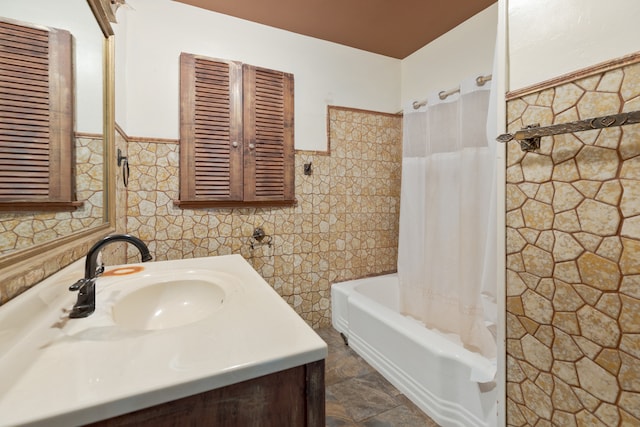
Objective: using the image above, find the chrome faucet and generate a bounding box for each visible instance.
[69,234,152,318]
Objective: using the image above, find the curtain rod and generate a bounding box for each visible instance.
[497,110,640,152]
[412,74,492,110]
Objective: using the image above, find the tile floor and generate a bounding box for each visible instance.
[316,327,439,427]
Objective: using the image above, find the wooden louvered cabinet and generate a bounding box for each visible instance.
[0,18,78,212]
[242,65,294,203]
[178,54,243,203]
[177,53,295,208]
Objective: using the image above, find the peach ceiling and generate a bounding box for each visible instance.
[174,0,496,59]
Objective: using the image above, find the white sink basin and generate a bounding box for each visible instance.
[112,279,226,330]
[112,273,235,330]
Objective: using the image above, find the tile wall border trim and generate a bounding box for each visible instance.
[75,131,103,139]
[328,105,402,118]
[115,123,179,144]
[506,51,640,101]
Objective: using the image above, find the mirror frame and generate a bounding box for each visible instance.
[0,0,116,298]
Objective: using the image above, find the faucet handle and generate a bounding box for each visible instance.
[69,278,89,291]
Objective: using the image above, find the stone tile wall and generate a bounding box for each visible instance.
[506,61,640,425]
[124,106,402,327]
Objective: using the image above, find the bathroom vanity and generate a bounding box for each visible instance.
[86,360,324,426]
[0,255,327,426]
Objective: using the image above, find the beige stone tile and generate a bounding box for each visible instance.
[621,62,640,100]
[552,83,584,114]
[620,238,640,275]
[552,410,578,427]
[620,156,640,179]
[552,377,583,413]
[552,329,583,362]
[596,236,623,262]
[594,126,622,149]
[575,410,608,427]
[595,293,622,318]
[535,278,554,300]
[553,231,583,261]
[506,398,528,426]
[573,231,602,252]
[536,328,555,350]
[620,295,640,334]
[552,312,580,336]
[506,270,527,297]
[520,228,540,245]
[595,348,622,376]
[620,275,640,299]
[577,305,620,348]
[577,252,620,291]
[521,152,553,183]
[576,146,619,180]
[619,391,640,420]
[521,379,552,421]
[521,334,552,371]
[597,69,624,92]
[619,124,640,159]
[620,179,640,217]
[552,360,580,386]
[522,245,554,277]
[522,289,553,324]
[553,210,581,233]
[522,200,553,231]
[576,199,620,236]
[578,89,621,117]
[572,179,601,198]
[552,158,581,183]
[576,357,619,403]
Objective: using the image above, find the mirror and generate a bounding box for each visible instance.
[0,0,115,301]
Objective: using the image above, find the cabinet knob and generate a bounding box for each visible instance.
[232,141,238,148]
[249,143,255,150]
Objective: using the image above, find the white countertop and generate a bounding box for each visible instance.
[0,254,327,426]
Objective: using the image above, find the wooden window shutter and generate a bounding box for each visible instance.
[0,19,76,211]
[179,53,243,202]
[242,65,294,202]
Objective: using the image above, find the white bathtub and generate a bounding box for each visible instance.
[331,273,497,427]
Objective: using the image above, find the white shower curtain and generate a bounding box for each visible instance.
[398,76,497,359]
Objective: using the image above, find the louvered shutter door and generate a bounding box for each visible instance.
[179,53,243,202]
[0,20,73,203]
[243,65,294,202]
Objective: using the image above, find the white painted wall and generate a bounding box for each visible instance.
[0,0,104,133]
[116,0,401,151]
[509,0,640,91]
[400,4,498,109]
